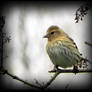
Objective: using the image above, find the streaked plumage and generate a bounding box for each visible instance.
[44,25,83,69]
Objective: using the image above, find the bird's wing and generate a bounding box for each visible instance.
[67,37,79,49]
[62,38,81,54]
[56,35,80,53]
[54,39,82,64]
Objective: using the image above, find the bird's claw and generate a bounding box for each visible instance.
[73,65,79,74]
[49,67,61,73]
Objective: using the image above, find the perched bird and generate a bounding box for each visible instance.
[43,25,86,71]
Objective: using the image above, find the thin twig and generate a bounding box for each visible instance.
[85,41,92,47]
[49,69,92,74]
[0,69,43,89]
[75,4,89,23]
[43,71,60,89]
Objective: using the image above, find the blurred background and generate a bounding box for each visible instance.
[1,1,92,90]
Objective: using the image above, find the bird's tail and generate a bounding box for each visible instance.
[82,58,92,64]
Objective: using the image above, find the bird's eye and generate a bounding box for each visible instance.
[51,32,54,34]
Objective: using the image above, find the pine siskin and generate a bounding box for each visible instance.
[43,25,86,71]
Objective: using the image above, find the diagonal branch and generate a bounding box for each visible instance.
[85,41,92,47]
[42,68,92,89]
[43,71,60,89]
[0,68,43,90]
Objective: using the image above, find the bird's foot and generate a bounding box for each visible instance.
[73,65,79,74]
[49,65,61,73]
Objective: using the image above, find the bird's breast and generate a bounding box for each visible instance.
[46,40,80,68]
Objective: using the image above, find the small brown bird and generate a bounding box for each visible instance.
[43,25,86,71]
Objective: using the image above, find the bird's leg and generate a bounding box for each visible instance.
[49,65,59,72]
[73,65,79,74]
[77,60,84,68]
[78,61,83,68]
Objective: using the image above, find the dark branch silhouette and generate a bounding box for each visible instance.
[85,41,92,47]
[0,67,92,90]
[1,69,43,89]
[75,4,89,23]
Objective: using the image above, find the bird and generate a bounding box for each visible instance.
[43,25,87,72]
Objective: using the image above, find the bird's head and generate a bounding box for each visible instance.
[43,25,65,42]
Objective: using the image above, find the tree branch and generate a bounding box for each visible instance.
[43,71,60,89]
[75,4,89,23]
[85,41,92,47]
[1,67,92,90]
[0,16,5,69]
[0,68,43,90]
[42,68,92,89]
[48,69,92,74]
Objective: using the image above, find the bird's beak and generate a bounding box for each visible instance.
[43,34,50,38]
